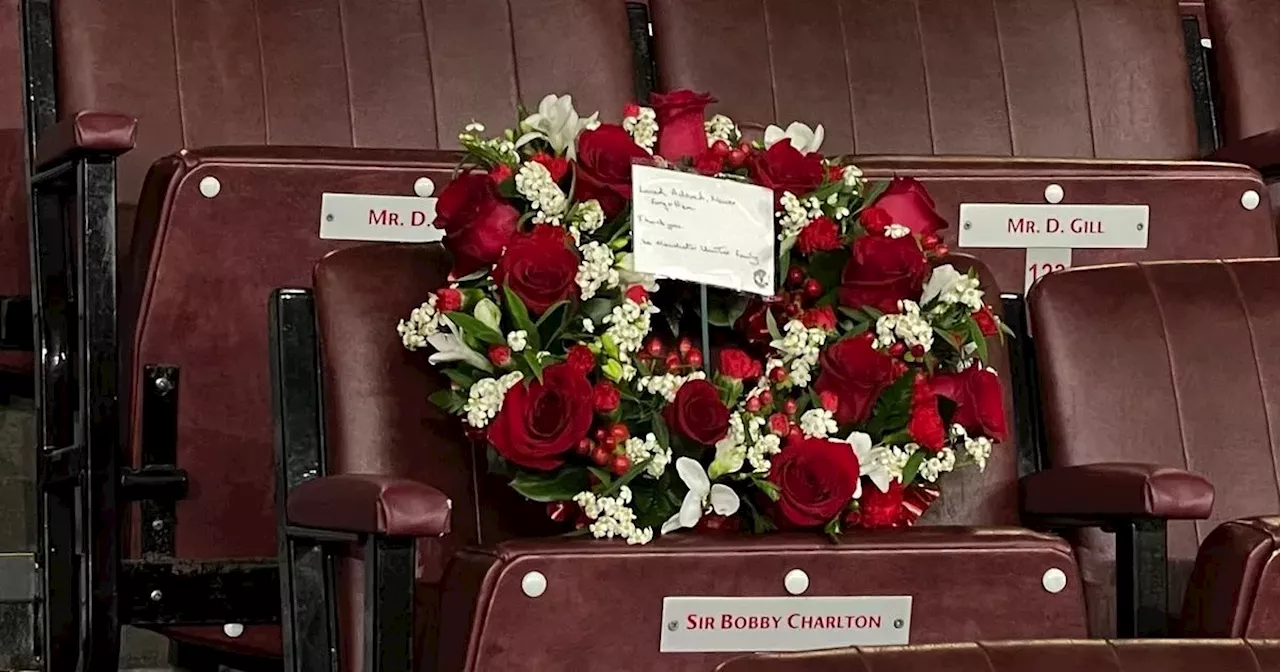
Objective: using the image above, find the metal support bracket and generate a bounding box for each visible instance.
[137,364,184,556]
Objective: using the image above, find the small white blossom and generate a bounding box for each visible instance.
[581,318,595,334]
[884,223,911,238]
[637,371,706,402]
[952,424,993,471]
[463,121,485,134]
[919,448,957,483]
[506,330,528,353]
[875,300,934,351]
[623,106,658,152]
[570,199,606,235]
[462,372,523,428]
[849,433,911,494]
[922,264,985,311]
[799,408,838,438]
[622,433,671,478]
[515,161,568,221]
[842,165,863,187]
[704,114,739,146]
[747,434,782,473]
[764,122,825,153]
[788,360,812,387]
[575,241,620,300]
[770,320,828,387]
[397,295,446,350]
[574,487,652,545]
[602,297,658,358]
[777,191,811,241]
[661,458,740,534]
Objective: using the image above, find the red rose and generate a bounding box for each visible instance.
[650,89,716,161]
[592,381,620,413]
[488,363,593,470]
[748,142,825,200]
[574,124,651,218]
[493,226,579,314]
[796,217,842,255]
[814,333,905,425]
[664,379,730,445]
[932,367,1007,442]
[769,437,862,528]
[908,376,946,452]
[566,344,596,375]
[859,207,893,236]
[801,306,837,332]
[717,348,762,380]
[735,297,786,346]
[531,152,569,182]
[434,173,520,279]
[872,177,949,237]
[851,480,907,529]
[973,306,999,337]
[838,235,928,313]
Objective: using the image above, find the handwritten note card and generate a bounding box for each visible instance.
[631,165,776,296]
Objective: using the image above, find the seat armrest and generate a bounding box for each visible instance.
[287,473,451,537]
[1209,129,1280,176]
[36,110,137,169]
[1021,462,1214,521]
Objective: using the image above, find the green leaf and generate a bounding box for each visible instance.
[583,298,612,324]
[706,291,750,327]
[862,372,914,439]
[823,517,843,544]
[765,308,783,342]
[536,301,570,347]
[965,317,989,363]
[428,388,465,413]
[651,414,671,450]
[901,450,927,485]
[716,377,744,409]
[805,250,848,293]
[856,180,891,212]
[447,312,505,345]
[753,477,780,502]
[522,350,544,383]
[442,368,478,388]
[603,458,653,497]
[932,326,963,352]
[509,468,590,502]
[487,446,512,478]
[503,285,541,352]
[587,467,614,489]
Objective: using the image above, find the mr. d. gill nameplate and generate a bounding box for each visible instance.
[958,203,1149,249]
[631,165,776,295]
[320,193,443,243]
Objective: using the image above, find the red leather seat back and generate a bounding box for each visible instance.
[1031,259,1280,628]
[0,0,29,376]
[650,0,1198,159]
[717,639,1280,672]
[1204,0,1280,145]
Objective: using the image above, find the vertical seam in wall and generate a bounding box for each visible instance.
[990,0,1016,155]
[251,0,270,143]
[835,0,858,152]
[1072,0,1098,157]
[1142,263,1197,538]
[912,0,935,153]
[419,0,440,146]
[504,0,522,111]
[335,0,356,146]
[761,0,780,123]
[168,0,187,147]
[1226,261,1280,527]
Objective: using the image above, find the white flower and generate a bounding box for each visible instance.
[462,372,522,428]
[622,433,671,478]
[506,330,528,353]
[764,122,825,154]
[661,457,740,534]
[515,161,568,221]
[777,191,812,240]
[570,200,606,235]
[747,434,782,473]
[426,320,493,372]
[875,300,934,351]
[841,165,863,187]
[845,432,909,495]
[704,114,739,146]
[582,318,595,334]
[602,297,659,357]
[397,295,445,350]
[575,241,620,301]
[884,223,911,239]
[638,371,706,402]
[922,264,985,311]
[623,106,658,152]
[709,436,746,479]
[518,94,599,160]
[574,487,652,545]
[799,408,838,438]
[770,320,828,384]
[919,448,957,483]
[953,424,993,471]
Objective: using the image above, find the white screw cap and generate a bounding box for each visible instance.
[521,570,547,598]
[199,176,221,198]
[1242,189,1261,211]
[1044,184,1064,204]
[1042,567,1067,594]
[784,568,810,595]
[414,177,436,198]
[223,623,244,638]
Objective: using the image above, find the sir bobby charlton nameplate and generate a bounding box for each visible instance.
[631,165,776,296]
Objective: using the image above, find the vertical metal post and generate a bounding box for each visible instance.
[1114,518,1169,638]
[698,284,710,375]
[362,537,415,672]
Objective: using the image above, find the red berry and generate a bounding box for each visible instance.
[600,435,618,450]
[745,397,762,413]
[819,390,839,412]
[594,428,608,442]
[678,337,695,356]
[784,302,801,317]
[934,244,950,257]
[803,278,823,299]
[711,140,731,157]
[644,337,665,358]
[786,267,806,287]
[782,399,798,415]
[487,344,513,368]
[759,390,774,406]
[768,413,790,436]
[727,148,747,168]
[609,423,630,442]
[921,234,941,250]
[911,345,926,358]
[625,285,649,305]
[575,438,595,456]
[664,352,682,370]
[624,102,642,118]
[435,288,463,313]
[590,445,611,466]
[611,453,632,476]
[888,342,907,357]
[769,367,788,383]
[685,348,704,369]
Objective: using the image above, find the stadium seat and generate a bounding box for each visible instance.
[29,0,640,665]
[0,0,30,386]
[1029,259,1280,637]
[1202,0,1280,179]
[717,639,1280,672]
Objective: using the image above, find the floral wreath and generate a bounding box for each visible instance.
[398,90,1008,544]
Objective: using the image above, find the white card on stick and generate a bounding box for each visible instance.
[320,193,443,243]
[958,203,1149,249]
[659,596,912,652]
[631,165,776,296]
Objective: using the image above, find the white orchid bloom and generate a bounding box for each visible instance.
[661,457,740,534]
[843,431,899,496]
[427,319,493,372]
[708,437,745,480]
[764,122,825,154]
[921,264,964,305]
[615,252,661,292]
[517,94,600,160]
